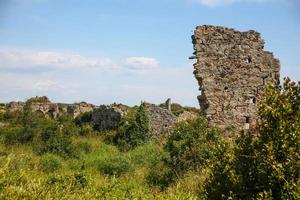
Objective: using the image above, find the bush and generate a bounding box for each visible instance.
[3,111,21,122]
[75,141,92,154]
[75,111,93,126]
[114,103,150,151]
[1,126,34,145]
[79,124,94,136]
[253,78,300,198]
[206,78,300,199]
[165,115,227,175]
[147,116,227,189]
[147,160,174,190]
[58,114,80,136]
[34,120,78,159]
[127,142,161,166]
[2,100,46,145]
[97,155,132,176]
[39,154,62,173]
[27,96,51,103]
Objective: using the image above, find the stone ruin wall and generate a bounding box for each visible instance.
[5,101,95,118]
[192,25,280,130]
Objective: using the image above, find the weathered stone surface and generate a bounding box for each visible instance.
[7,102,25,113]
[177,111,198,123]
[91,105,123,131]
[0,104,7,114]
[146,104,177,137]
[192,25,280,130]
[5,101,95,118]
[31,103,60,118]
[110,103,130,117]
[66,102,95,118]
[165,98,171,111]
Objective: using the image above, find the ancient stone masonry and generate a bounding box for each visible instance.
[191,25,280,130]
[6,101,95,118]
[146,104,177,137]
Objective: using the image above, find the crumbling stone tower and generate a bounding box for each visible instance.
[191,25,280,130]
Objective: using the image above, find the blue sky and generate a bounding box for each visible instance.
[0,0,299,106]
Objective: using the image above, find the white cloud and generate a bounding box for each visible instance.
[0,48,200,106]
[124,57,159,70]
[192,0,273,7]
[0,48,117,72]
[34,80,58,90]
[0,49,162,74]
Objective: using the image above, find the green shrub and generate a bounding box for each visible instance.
[253,78,299,198]
[165,115,227,175]
[26,96,51,103]
[204,143,237,199]
[3,111,22,122]
[102,130,117,143]
[206,78,300,199]
[75,111,93,126]
[127,142,162,166]
[79,124,94,136]
[1,125,37,145]
[34,120,78,159]
[97,155,132,176]
[114,103,150,151]
[147,160,174,190]
[45,172,88,189]
[39,154,62,173]
[58,114,80,136]
[76,141,92,154]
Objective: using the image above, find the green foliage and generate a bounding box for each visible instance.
[170,103,186,116]
[147,160,174,189]
[114,103,150,151]
[165,115,227,175]
[79,124,94,136]
[0,100,79,159]
[97,155,132,176]
[0,80,298,199]
[0,101,44,145]
[206,78,300,199]
[2,102,41,144]
[204,142,237,199]
[147,116,227,189]
[159,103,199,116]
[1,126,30,145]
[126,142,162,166]
[26,96,51,103]
[39,154,63,173]
[57,114,80,136]
[75,141,92,154]
[75,111,92,126]
[2,111,21,122]
[255,78,300,199]
[34,122,78,159]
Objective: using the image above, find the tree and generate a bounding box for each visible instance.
[165,115,227,176]
[206,78,300,199]
[114,103,150,151]
[255,78,300,199]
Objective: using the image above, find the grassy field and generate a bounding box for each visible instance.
[0,136,200,199]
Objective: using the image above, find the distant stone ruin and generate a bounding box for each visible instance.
[146,103,177,137]
[6,101,95,118]
[191,25,280,130]
[165,98,172,111]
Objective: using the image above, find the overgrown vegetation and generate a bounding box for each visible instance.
[113,103,150,151]
[0,78,299,199]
